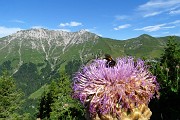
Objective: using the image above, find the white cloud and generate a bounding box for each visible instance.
[115,15,129,20]
[10,19,25,23]
[59,21,82,27]
[163,26,175,29]
[144,11,162,17]
[55,29,71,32]
[135,24,166,32]
[137,0,180,17]
[114,24,131,30]
[0,26,22,37]
[169,9,180,14]
[31,26,46,29]
[134,20,178,32]
[138,0,180,11]
[169,20,180,24]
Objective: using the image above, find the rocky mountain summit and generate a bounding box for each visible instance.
[0,29,99,69]
[10,28,99,45]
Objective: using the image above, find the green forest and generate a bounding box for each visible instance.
[0,36,180,120]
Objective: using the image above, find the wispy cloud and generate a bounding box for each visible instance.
[114,24,131,30]
[135,24,166,32]
[115,15,129,20]
[143,11,162,17]
[169,20,180,24]
[163,26,176,29]
[138,0,180,11]
[55,29,71,32]
[10,19,25,23]
[134,20,179,32]
[137,0,180,17]
[59,21,82,27]
[169,9,180,14]
[0,26,22,37]
[31,26,46,29]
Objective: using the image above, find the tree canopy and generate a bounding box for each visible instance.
[0,72,24,119]
[37,72,85,120]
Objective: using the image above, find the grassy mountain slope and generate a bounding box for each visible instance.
[0,29,179,70]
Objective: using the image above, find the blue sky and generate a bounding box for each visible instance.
[0,0,180,40]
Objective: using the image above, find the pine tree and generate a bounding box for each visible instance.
[0,72,24,119]
[50,72,85,120]
[150,36,180,120]
[37,72,85,119]
[160,36,180,93]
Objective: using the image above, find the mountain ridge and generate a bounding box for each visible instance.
[0,28,179,71]
[0,29,99,69]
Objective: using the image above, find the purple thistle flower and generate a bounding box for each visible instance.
[73,57,159,117]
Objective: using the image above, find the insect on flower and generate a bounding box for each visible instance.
[72,57,160,119]
[104,54,116,67]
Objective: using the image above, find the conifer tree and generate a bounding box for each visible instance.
[0,72,24,119]
[37,72,85,119]
[160,36,180,93]
[150,36,180,120]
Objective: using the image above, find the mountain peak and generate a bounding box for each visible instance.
[12,28,56,39]
[139,34,153,38]
[7,28,99,46]
[78,29,88,33]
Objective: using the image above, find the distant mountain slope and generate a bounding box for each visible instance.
[0,29,180,71]
[124,34,180,58]
[0,29,179,66]
[123,34,163,58]
[0,28,99,70]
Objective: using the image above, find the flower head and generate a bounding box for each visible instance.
[73,57,159,117]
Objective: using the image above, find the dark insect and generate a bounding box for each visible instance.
[104,54,116,67]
